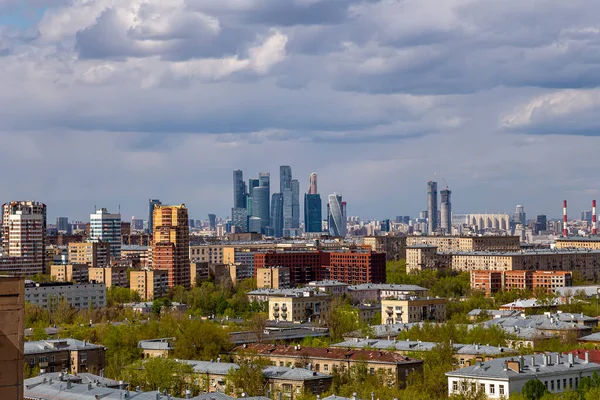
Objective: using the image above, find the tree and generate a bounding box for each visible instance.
[521,379,548,400]
[123,357,197,396]
[226,356,269,397]
[172,319,232,360]
[246,313,269,343]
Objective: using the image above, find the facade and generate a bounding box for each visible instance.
[405,235,521,252]
[50,264,89,283]
[24,338,105,375]
[447,353,600,399]
[555,237,600,250]
[67,241,111,268]
[24,282,106,310]
[382,297,447,324]
[291,179,300,231]
[348,283,429,303]
[252,185,270,233]
[327,194,346,237]
[257,267,291,289]
[269,291,332,323]
[2,201,47,275]
[138,338,174,358]
[0,277,24,400]
[88,266,128,288]
[406,245,441,272]
[231,207,249,233]
[308,280,349,296]
[427,181,438,234]
[471,270,573,296]
[233,169,246,209]
[467,214,511,231]
[440,189,452,235]
[89,208,122,259]
[362,236,407,261]
[304,194,322,233]
[152,204,191,288]
[129,269,169,300]
[271,193,284,238]
[235,344,423,388]
[190,262,209,286]
[148,199,162,234]
[56,217,70,234]
[514,205,526,226]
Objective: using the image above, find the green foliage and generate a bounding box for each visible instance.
[123,357,197,396]
[521,379,548,400]
[106,286,141,307]
[226,356,269,397]
[397,321,511,347]
[26,274,55,283]
[152,297,172,315]
[171,318,232,360]
[323,297,372,341]
[404,341,456,399]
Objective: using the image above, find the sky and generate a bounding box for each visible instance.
[1,0,600,222]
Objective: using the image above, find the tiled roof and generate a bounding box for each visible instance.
[235,344,422,365]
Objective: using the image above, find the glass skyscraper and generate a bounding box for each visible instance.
[252,186,270,233]
[328,193,346,237]
[271,193,284,238]
[304,193,322,233]
[90,208,122,258]
[231,207,248,232]
[427,181,438,234]
[148,199,161,234]
[233,170,246,209]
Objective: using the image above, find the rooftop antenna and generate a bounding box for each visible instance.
[442,178,449,189]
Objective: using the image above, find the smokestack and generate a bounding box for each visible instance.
[593,200,597,235]
[563,200,568,237]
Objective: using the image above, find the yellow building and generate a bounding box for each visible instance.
[381,297,447,324]
[257,267,291,289]
[269,291,332,323]
[555,237,600,250]
[130,269,169,300]
[88,266,128,288]
[68,241,111,268]
[406,236,521,252]
[50,264,89,283]
[153,204,190,288]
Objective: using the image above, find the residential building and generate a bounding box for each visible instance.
[484,313,596,340]
[1,201,47,275]
[152,204,191,288]
[231,207,249,233]
[67,241,111,268]
[24,338,105,375]
[190,262,209,286]
[263,365,332,399]
[405,236,521,252]
[257,267,291,289]
[138,338,174,358]
[308,280,349,296]
[24,281,106,310]
[124,301,187,315]
[382,297,447,324]
[347,284,429,303]
[129,269,169,300]
[269,290,332,323]
[234,344,423,388]
[148,199,162,234]
[362,236,406,261]
[327,194,346,237]
[406,245,442,272]
[50,264,89,283]
[446,353,600,399]
[555,237,600,250]
[0,277,24,400]
[471,270,573,295]
[89,208,122,259]
[88,266,128,288]
[121,245,150,268]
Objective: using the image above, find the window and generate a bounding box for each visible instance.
[452,381,458,392]
[490,384,495,394]
[499,385,505,395]
[570,378,573,388]
[557,380,560,389]
[324,364,329,372]
[479,384,485,393]
[576,378,579,388]
[369,368,375,375]
[551,381,554,390]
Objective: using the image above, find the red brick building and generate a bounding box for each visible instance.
[471,270,572,296]
[254,251,386,286]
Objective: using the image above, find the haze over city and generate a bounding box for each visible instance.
[1,0,600,220]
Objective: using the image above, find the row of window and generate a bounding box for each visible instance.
[452,381,505,395]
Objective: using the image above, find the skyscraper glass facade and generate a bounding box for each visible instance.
[328,193,346,237]
[304,194,322,233]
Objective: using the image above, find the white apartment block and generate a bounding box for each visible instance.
[25,282,106,310]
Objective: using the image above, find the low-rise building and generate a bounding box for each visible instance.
[88,266,128,288]
[555,237,600,250]
[382,297,447,324]
[269,290,332,323]
[124,301,187,314]
[406,236,521,253]
[471,270,572,296]
[347,284,428,303]
[446,352,600,399]
[307,280,349,296]
[24,339,106,375]
[190,262,209,287]
[129,269,169,300]
[49,264,89,283]
[257,266,291,289]
[234,344,423,388]
[24,281,106,310]
[483,312,596,340]
[263,365,332,399]
[138,338,174,358]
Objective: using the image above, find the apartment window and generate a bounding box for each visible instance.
[489,384,495,395]
[324,364,329,372]
[563,379,567,389]
[80,353,87,362]
[499,385,504,395]
[38,357,47,363]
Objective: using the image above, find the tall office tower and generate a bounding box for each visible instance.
[231,207,248,232]
[308,173,318,195]
[148,199,161,234]
[189,219,195,228]
[440,188,452,235]
[152,204,190,288]
[270,193,284,238]
[248,217,262,233]
[56,217,71,234]
[259,172,270,188]
[90,208,122,259]
[208,214,217,230]
[131,217,144,231]
[381,219,391,232]
[291,179,300,229]
[280,165,292,192]
[248,178,260,197]
[427,181,438,234]
[328,193,347,237]
[233,170,246,209]
[2,201,47,275]
[582,210,593,224]
[535,215,547,234]
[252,186,270,233]
[514,205,526,226]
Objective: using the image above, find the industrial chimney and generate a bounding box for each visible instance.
[563,200,568,237]
[593,200,597,235]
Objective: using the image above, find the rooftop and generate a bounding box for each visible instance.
[138,338,175,351]
[483,313,595,332]
[332,339,516,355]
[262,366,331,381]
[235,344,422,365]
[500,298,563,309]
[447,352,600,380]
[179,359,239,375]
[556,237,600,242]
[347,284,428,292]
[24,338,104,355]
[308,280,350,287]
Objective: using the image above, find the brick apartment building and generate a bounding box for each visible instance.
[24,339,105,375]
[254,251,386,286]
[471,270,572,296]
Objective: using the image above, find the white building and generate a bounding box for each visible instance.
[446,352,600,398]
[89,208,121,259]
[25,281,107,310]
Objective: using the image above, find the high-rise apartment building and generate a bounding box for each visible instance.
[89,208,122,259]
[427,181,438,234]
[271,193,284,238]
[152,204,191,288]
[514,205,526,226]
[148,199,161,234]
[304,173,322,233]
[2,201,47,275]
[440,188,452,235]
[68,241,111,268]
[328,193,347,237]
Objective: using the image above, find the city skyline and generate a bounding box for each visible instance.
[1,2,600,222]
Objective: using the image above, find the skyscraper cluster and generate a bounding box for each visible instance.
[232,167,328,237]
[427,180,452,235]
